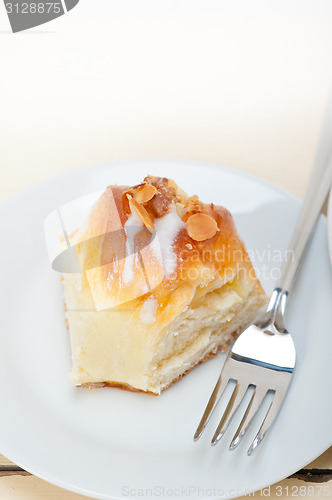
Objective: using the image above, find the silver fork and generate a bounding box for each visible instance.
[194,157,332,455]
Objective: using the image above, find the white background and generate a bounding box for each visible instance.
[1,0,332,201]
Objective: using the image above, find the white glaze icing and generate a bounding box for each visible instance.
[140,296,158,324]
[122,210,143,285]
[153,206,186,277]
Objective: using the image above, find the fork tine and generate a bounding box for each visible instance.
[211,382,248,446]
[193,372,230,441]
[247,390,284,456]
[229,385,267,450]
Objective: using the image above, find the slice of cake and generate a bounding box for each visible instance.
[62,176,267,395]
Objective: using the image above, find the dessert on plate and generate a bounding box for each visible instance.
[62,175,267,395]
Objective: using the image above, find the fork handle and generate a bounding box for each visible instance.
[276,154,332,294]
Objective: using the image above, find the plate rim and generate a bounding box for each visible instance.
[1,157,302,209]
[327,187,332,262]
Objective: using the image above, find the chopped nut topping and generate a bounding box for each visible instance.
[167,179,178,190]
[127,195,154,232]
[133,184,157,204]
[186,195,202,213]
[144,176,169,190]
[149,192,173,218]
[175,202,187,219]
[186,213,218,241]
[139,176,181,217]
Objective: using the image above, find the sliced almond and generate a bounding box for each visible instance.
[186,213,218,242]
[133,184,157,204]
[123,187,133,196]
[127,195,155,232]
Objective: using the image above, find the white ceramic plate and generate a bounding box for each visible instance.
[0,160,331,500]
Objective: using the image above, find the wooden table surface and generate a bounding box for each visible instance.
[1,2,332,498]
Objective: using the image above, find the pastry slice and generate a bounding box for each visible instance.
[62,176,268,395]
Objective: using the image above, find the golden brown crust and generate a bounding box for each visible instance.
[80,381,157,395]
[64,175,267,393]
[71,176,263,315]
